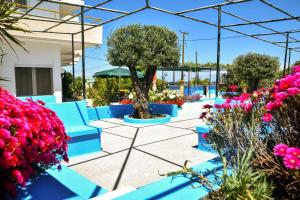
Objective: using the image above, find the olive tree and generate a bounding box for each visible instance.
[231,52,280,92]
[107,24,179,118]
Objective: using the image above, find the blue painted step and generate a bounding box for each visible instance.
[116,158,225,200]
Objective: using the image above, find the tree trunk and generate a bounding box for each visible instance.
[128,66,157,119]
[248,79,259,92]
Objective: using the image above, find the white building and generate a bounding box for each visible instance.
[0,0,102,102]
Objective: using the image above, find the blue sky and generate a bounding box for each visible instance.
[65,0,300,81]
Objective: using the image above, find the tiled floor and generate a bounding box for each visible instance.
[68,102,217,191]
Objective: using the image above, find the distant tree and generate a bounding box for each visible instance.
[291,60,300,72]
[230,53,280,92]
[183,61,231,69]
[107,24,179,118]
[62,71,73,99]
[87,77,119,106]
[293,60,300,66]
[72,77,83,99]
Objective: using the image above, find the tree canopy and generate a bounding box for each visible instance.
[230,52,280,91]
[107,24,179,68]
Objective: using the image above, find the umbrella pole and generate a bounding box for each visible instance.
[119,76,121,102]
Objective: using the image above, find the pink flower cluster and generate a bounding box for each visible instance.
[274,144,300,170]
[212,66,300,123]
[262,66,300,122]
[213,93,253,113]
[266,66,300,112]
[0,87,69,196]
[228,85,238,92]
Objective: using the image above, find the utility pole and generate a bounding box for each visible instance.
[195,51,199,84]
[180,30,189,80]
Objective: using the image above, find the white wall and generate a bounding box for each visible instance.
[0,41,62,102]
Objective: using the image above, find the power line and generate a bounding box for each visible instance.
[184,35,248,41]
[85,55,108,61]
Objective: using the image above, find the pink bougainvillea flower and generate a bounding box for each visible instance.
[286,147,300,158]
[12,169,24,185]
[286,87,300,96]
[241,103,252,112]
[222,103,231,109]
[279,75,296,90]
[0,139,5,148]
[239,93,251,102]
[274,143,288,157]
[262,113,273,123]
[203,104,213,109]
[266,101,282,111]
[273,92,288,102]
[201,133,208,140]
[283,154,300,170]
[214,104,222,109]
[199,112,207,119]
[0,128,11,139]
[0,87,69,196]
[293,65,300,73]
[228,85,238,92]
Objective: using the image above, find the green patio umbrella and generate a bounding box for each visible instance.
[93,68,144,79]
[93,67,144,101]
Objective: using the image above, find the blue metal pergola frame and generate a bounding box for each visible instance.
[13,0,300,98]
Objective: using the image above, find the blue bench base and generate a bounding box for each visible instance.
[116,158,225,200]
[7,165,107,200]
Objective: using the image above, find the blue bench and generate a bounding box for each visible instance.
[116,158,225,200]
[17,95,56,104]
[87,103,178,121]
[46,101,102,157]
[11,165,107,200]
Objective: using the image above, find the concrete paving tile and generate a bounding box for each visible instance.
[90,120,121,129]
[135,134,217,167]
[70,149,181,191]
[67,151,109,166]
[168,118,203,129]
[134,125,194,146]
[101,132,132,153]
[70,150,128,191]
[103,126,138,139]
[103,118,156,128]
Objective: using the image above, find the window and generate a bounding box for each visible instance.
[15,67,53,96]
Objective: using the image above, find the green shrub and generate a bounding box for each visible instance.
[209,148,273,200]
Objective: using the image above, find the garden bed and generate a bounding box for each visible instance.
[124,114,171,124]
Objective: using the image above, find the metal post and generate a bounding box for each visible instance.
[195,51,199,85]
[180,31,189,80]
[209,68,212,98]
[80,6,86,99]
[188,67,191,96]
[71,34,75,99]
[215,6,222,97]
[282,32,289,77]
[287,48,292,74]
[173,71,175,84]
[161,70,164,91]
